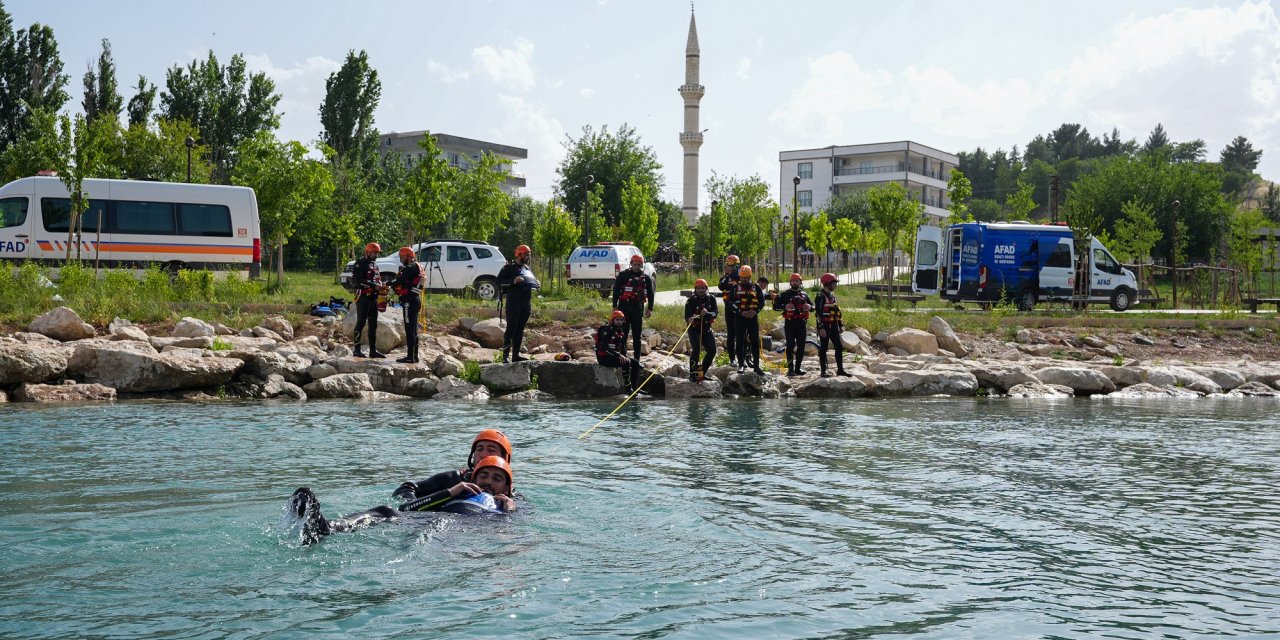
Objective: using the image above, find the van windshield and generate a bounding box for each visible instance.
[0,197,27,228]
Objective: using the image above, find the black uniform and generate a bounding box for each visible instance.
[611,268,654,357]
[288,481,507,545]
[497,260,539,362]
[351,255,382,356]
[815,289,848,376]
[733,281,765,372]
[718,270,740,364]
[390,261,424,362]
[684,292,718,379]
[774,287,812,375]
[596,321,641,392]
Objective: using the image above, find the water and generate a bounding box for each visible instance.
[2,398,1279,639]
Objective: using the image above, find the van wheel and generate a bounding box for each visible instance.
[473,277,498,301]
[1110,288,1133,312]
[1016,289,1037,312]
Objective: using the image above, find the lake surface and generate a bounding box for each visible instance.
[1,397,1278,639]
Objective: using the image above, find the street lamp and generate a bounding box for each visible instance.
[185,136,195,183]
[710,200,719,271]
[1171,199,1181,309]
[792,176,801,274]
[582,174,595,243]
[777,215,789,286]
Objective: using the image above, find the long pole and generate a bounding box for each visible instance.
[1171,200,1180,309]
[792,177,800,275]
[582,174,595,244]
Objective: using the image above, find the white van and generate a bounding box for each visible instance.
[565,241,656,297]
[0,176,261,277]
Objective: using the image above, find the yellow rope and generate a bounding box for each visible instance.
[578,321,693,440]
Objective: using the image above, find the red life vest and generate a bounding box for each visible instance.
[393,263,423,297]
[785,292,811,321]
[817,291,842,325]
[618,272,649,305]
[736,283,761,318]
[594,324,625,356]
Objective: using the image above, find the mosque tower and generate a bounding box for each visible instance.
[678,8,704,225]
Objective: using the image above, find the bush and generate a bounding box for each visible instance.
[173,269,216,302]
[460,359,483,384]
[56,261,95,302]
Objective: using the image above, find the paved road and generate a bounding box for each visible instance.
[652,266,887,306]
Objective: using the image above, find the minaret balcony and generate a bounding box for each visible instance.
[679,132,704,143]
[678,84,705,98]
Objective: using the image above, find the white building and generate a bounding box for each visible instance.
[778,141,958,221]
[378,131,527,195]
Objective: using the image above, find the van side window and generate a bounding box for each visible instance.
[1093,248,1121,275]
[1045,243,1072,268]
[41,198,106,232]
[111,201,175,235]
[0,197,27,228]
[446,246,471,261]
[473,247,493,259]
[422,246,442,262]
[178,203,233,237]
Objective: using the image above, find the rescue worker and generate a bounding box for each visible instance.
[392,429,513,503]
[756,276,774,304]
[684,278,719,382]
[596,309,642,392]
[774,272,812,376]
[497,245,539,363]
[733,265,766,375]
[718,255,742,366]
[351,242,386,358]
[611,254,655,358]
[389,246,424,364]
[815,272,852,377]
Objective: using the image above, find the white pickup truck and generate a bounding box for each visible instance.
[565,242,656,298]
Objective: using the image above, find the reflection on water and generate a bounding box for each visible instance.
[1,398,1279,638]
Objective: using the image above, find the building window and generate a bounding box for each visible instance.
[798,162,812,179]
[798,191,813,208]
[860,160,872,174]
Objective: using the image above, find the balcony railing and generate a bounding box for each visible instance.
[835,162,946,180]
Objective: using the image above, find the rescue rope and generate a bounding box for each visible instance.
[578,320,693,440]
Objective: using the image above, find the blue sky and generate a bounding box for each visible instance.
[18,0,1280,206]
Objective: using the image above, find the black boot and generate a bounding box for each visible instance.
[820,361,831,377]
[288,487,331,546]
[410,345,420,364]
[501,347,510,364]
[369,348,386,359]
[352,346,366,358]
[396,352,413,364]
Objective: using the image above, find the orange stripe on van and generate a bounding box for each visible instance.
[100,244,252,256]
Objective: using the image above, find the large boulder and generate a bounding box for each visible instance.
[307,363,337,381]
[469,317,507,349]
[172,317,216,338]
[67,341,243,393]
[1034,366,1116,396]
[108,317,149,342]
[228,373,306,400]
[251,326,286,342]
[28,306,96,341]
[795,376,870,398]
[1187,366,1246,392]
[927,316,968,357]
[1226,381,1280,397]
[330,357,437,395]
[1144,366,1221,395]
[431,354,464,378]
[1237,362,1280,388]
[1095,365,1145,389]
[338,307,406,352]
[967,362,1039,393]
[303,373,374,399]
[497,389,556,401]
[883,328,939,356]
[480,362,533,394]
[529,361,625,397]
[259,315,295,341]
[0,338,70,384]
[14,382,116,403]
[663,376,724,398]
[723,371,788,398]
[150,335,214,350]
[877,367,978,397]
[1006,382,1074,398]
[231,350,314,385]
[434,375,491,400]
[1105,383,1201,398]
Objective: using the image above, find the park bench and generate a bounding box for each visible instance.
[865,292,926,307]
[1242,298,1280,313]
[864,284,916,294]
[1138,288,1165,307]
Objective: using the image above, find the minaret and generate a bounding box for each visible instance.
[679,9,704,225]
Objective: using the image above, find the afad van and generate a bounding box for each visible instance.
[912,222,1140,311]
[0,176,261,278]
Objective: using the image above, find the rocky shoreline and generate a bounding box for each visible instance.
[2,305,1280,405]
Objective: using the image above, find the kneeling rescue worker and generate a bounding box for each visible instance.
[684,278,718,382]
[596,309,642,392]
[774,272,812,376]
[815,272,851,377]
[352,241,386,358]
[389,246,424,363]
[733,265,765,375]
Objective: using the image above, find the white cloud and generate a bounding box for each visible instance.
[767,52,895,140]
[579,88,595,98]
[737,57,751,81]
[243,53,340,146]
[495,94,566,194]
[426,59,469,83]
[472,38,537,91]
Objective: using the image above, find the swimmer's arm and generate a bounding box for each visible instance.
[393,470,463,502]
[398,482,480,512]
[494,494,516,513]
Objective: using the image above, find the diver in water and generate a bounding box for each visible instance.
[288,455,516,545]
[391,429,512,502]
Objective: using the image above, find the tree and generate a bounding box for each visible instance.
[319,49,381,165]
[0,16,70,150]
[804,211,831,275]
[451,152,510,242]
[673,218,696,263]
[822,189,872,229]
[401,133,456,243]
[1228,207,1269,296]
[1261,183,1280,224]
[492,195,541,258]
[830,217,861,281]
[1060,198,1104,309]
[946,168,973,224]
[125,75,156,126]
[533,200,580,289]
[1005,179,1037,220]
[119,118,211,182]
[655,199,686,247]
[1220,136,1262,198]
[1143,123,1170,154]
[867,182,923,305]
[161,51,281,183]
[1111,198,1162,289]
[0,106,60,179]
[706,172,775,266]
[555,124,663,227]
[81,38,121,124]
[48,113,109,263]
[581,183,607,244]
[619,176,659,257]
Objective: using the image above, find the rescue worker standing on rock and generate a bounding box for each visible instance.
[596,310,642,392]
[352,242,386,359]
[718,255,741,366]
[774,272,812,377]
[390,247,424,364]
[815,272,851,377]
[497,245,539,363]
[733,265,765,375]
[611,254,655,358]
[684,278,718,382]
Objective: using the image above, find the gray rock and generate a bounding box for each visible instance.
[498,389,556,401]
[431,354,464,378]
[330,358,437,395]
[1133,334,1156,346]
[1144,366,1221,395]
[529,361,625,397]
[1226,381,1280,397]
[214,322,236,336]
[402,377,439,398]
[172,317,216,338]
[1034,366,1116,395]
[111,325,150,342]
[1236,363,1280,388]
[1015,329,1037,344]
[968,362,1040,393]
[0,389,6,402]
[251,326,286,342]
[853,326,873,345]
[14,382,116,403]
[67,341,243,393]
[434,375,490,400]
[303,373,374,399]
[261,373,306,400]
[339,306,406,352]
[233,350,314,385]
[457,317,479,332]
[150,335,215,350]
[927,316,968,357]
[12,331,59,345]
[480,361,533,394]
[0,338,71,385]
[28,306,96,341]
[877,367,978,397]
[795,376,870,398]
[662,376,724,398]
[1105,383,1201,398]
[259,315,295,340]
[887,347,911,357]
[839,331,862,352]
[307,363,337,380]
[329,344,354,358]
[469,317,507,349]
[1081,336,1109,349]
[1017,343,1059,357]
[884,328,939,355]
[160,346,207,358]
[723,371,788,398]
[872,330,891,343]
[1095,365,1144,388]
[1187,366,1246,391]
[1006,382,1074,398]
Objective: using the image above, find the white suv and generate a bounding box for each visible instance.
[341,239,507,300]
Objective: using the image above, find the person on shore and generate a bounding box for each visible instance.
[351,242,386,359]
[733,265,765,375]
[392,429,513,503]
[497,245,539,363]
[756,276,775,305]
[774,272,812,377]
[815,272,851,378]
[389,247,424,364]
[611,254,655,358]
[596,309,642,392]
[288,455,516,545]
[718,255,741,366]
[684,278,718,382]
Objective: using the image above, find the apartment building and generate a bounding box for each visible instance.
[378,131,528,194]
[778,141,958,221]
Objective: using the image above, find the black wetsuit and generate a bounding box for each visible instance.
[351,256,382,354]
[733,281,765,371]
[718,270,740,363]
[289,476,509,544]
[816,289,847,375]
[611,269,654,357]
[497,260,538,362]
[390,261,423,362]
[774,287,812,374]
[596,321,641,392]
[684,293,718,377]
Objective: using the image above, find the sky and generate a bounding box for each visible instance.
[15,0,1280,208]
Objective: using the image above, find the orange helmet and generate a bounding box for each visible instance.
[630,254,644,265]
[364,242,381,254]
[693,278,708,288]
[398,247,416,261]
[790,272,802,282]
[514,244,531,258]
[820,272,837,286]
[472,455,514,495]
[470,429,512,466]
[738,265,753,278]
[553,352,572,361]
[611,309,626,321]
[725,255,740,265]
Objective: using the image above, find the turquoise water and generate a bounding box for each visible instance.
[2,398,1279,639]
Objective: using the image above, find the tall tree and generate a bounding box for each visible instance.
[555,124,663,226]
[1221,136,1262,174]
[1261,183,1280,223]
[945,168,973,224]
[867,182,923,304]
[54,113,109,262]
[119,118,211,182]
[706,172,775,266]
[161,51,281,183]
[1143,123,1170,154]
[0,12,70,149]
[619,176,659,257]
[401,133,456,244]
[804,211,831,275]
[1110,198,1162,288]
[319,49,381,165]
[1005,179,1037,220]
[822,189,872,229]
[125,75,156,126]
[532,200,580,288]
[81,38,121,124]
[830,217,861,279]
[0,106,59,179]
[451,152,510,242]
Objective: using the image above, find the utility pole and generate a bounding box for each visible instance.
[1049,175,1060,223]
[1171,200,1180,309]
